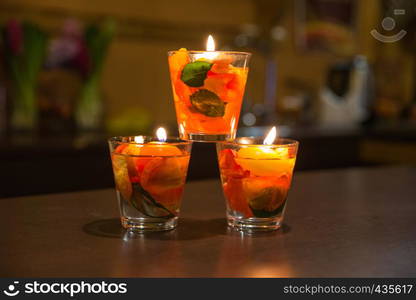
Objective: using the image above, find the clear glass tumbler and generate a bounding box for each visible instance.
[168,49,251,142]
[108,136,192,232]
[217,137,299,231]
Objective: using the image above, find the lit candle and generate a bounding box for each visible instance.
[237,127,288,159]
[235,127,293,176]
[216,127,299,230]
[119,128,181,156]
[140,127,182,156]
[108,130,193,232]
[194,35,219,61]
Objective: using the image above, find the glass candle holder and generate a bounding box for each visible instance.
[108,136,192,232]
[217,137,299,232]
[168,49,251,142]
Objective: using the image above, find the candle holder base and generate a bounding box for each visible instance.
[183,133,233,142]
[121,216,178,232]
[227,215,283,232]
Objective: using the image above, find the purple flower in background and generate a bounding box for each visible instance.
[47,36,78,66]
[46,18,90,76]
[5,19,23,55]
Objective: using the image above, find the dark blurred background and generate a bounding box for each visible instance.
[0,0,415,197]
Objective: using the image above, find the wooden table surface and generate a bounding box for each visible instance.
[1,166,415,277]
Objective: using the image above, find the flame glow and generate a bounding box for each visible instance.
[134,136,144,143]
[276,147,289,159]
[207,35,215,51]
[263,126,277,145]
[195,34,218,60]
[239,138,251,145]
[156,127,167,142]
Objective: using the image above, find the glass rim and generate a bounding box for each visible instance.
[220,137,299,148]
[167,50,252,57]
[108,136,192,146]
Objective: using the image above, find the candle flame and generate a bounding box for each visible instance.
[194,35,218,60]
[263,126,277,145]
[134,135,144,143]
[156,127,167,142]
[207,35,215,51]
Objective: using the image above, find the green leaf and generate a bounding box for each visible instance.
[248,186,288,218]
[190,89,225,117]
[130,183,175,219]
[180,61,212,87]
[250,201,286,218]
